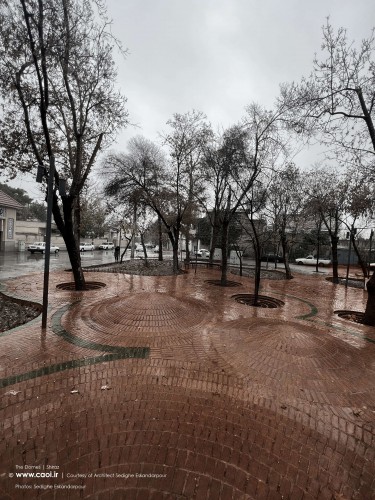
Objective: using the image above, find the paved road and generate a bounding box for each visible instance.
[0,250,335,281]
[0,250,116,280]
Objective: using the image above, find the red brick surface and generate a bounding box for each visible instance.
[0,268,374,499]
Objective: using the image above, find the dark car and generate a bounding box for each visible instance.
[260,253,284,263]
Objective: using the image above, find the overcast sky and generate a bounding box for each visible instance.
[3,0,375,199]
[107,0,375,146]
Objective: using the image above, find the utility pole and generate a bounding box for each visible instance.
[37,156,55,329]
[36,156,67,328]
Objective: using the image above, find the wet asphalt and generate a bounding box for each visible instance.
[0,249,116,280]
[0,250,331,281]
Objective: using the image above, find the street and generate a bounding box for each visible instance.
[0,249,116,280]
[0,250,332,281]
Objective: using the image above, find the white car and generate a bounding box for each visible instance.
[27,242,60,254]
[80,243,95,252]
[194,248,208,257]
[295,255,331,266]
[99,242,114,250]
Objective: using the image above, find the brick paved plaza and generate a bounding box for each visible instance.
[0,267,374,499]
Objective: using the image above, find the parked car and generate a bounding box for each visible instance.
[27,242,60,254]
[295,255,331,266]
[98,242,114,250]
[194,248,208,257]
[80,242,95,252]
[260,253,284,263]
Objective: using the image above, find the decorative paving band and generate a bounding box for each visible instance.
[0,303,150,389]
[0,351,148,389]
[313,317,375,344]
[276,292,375,344]
[51,303,151,354]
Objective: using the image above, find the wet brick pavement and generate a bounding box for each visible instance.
[0,268,374,499]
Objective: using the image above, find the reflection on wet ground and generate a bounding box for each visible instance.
[0,249,117,279]
[0,267,374,499]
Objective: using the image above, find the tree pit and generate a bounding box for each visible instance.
[232,294,284,308]
[334,310,365,325]
[205,280,242,287]
[56,281,106,291]
[0,293,42,332]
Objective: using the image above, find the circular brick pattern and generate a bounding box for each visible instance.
[2,269,375,499]
[207,318,375,409]
[1,362,374,499]
[62,292,211,348]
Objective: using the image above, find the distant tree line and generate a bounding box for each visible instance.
[1,4,375,323]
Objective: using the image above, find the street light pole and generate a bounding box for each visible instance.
[41,155,55,329]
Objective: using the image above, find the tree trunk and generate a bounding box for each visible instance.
[171,241,179,274]
[73,194,81,244]
[52,194,86,290]
[281,232,293,279]
[167,229,180,274]
[351,235,367,277]
[131,202,137,259]
[140,233,148,259]
[315,220,322,274]
[364,271,375,325]
[220,219,230,286]
[331,234,339,284]
[254,248,261,306]
[209,219,220,265]
[185,231,190,261]
[121,236,132,262]
[250,216,261,305]
[158,216,163,261]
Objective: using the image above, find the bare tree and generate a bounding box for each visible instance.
[160,110,212,265]
[279,21,375,323]
[104,136,190,271]
[0,0,127,289]
[200,130,233,266]
[307,168,347,283]
[266,164,306,279]
[342,170,375,276]
[105,111,211,273]
[200,104,289,286]
[238,180,269,304]
[280,21,375,172]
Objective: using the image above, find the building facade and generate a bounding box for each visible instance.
[0,190,24,252]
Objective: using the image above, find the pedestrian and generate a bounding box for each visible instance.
[114,245,120,262]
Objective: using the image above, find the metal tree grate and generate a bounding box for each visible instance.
[205,280,242,288]
[56,281,106,291]
[232,294,284,308]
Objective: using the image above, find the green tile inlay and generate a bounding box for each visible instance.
[312,317,375,345]
[273,292,375,345]
[271,292,318,319]
[0,302,150,389]
[0,350,148,389]
[51,304,150,354]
